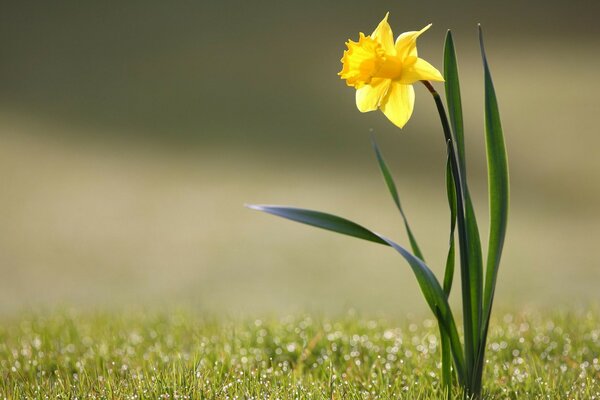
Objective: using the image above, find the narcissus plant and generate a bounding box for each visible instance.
[249,13,509,400]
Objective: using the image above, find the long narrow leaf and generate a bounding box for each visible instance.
[439,329,453,398]
[371,137,424,261]
[444,32,485,380]
[469,27,510,397]
[248,204,467,383]
[441,146,458,397]
[443,31,466,172]
[383,237,466,385]
[478,25,510,363]
[424,81,474,372]
[443,148,457,295]
[246,205,387,245]
[465,199,483,354]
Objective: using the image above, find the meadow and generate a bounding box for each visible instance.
[2,309,599,399]
[1,1,600,397]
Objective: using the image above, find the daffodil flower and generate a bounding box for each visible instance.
[339,13,444,128]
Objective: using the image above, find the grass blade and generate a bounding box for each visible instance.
[371,136,424,260]
[248,204,467,383]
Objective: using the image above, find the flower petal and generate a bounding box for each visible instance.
[381,83,415,128]
[395,24,431,60]
[399,57,444,84]
[355,78,391,112]
[370,12,395,55]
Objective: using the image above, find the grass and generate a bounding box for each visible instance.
[1,308,599,399]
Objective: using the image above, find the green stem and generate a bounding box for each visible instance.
[421,80,476,396]
[439,326,452,399]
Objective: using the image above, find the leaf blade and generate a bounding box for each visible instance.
[474,25,510,393]
[479,25,509,340]
[443,30,466,174]
[248,204,466,383]
[444,32,485,382]
[443,153,457,295]
[371,137,424,261]
[246,204,388,246]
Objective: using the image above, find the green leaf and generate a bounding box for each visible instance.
[246,205,387,245]
[443,153,456,295]
[442,145,458,396]
[443,31,466,174]
[248,204,467,383]
[437,314,453,398]
[478,25,510,359]
[371,137,424,261]
[382,238,466,386]
[465,198,483,343]
[469,26,510,396]
[444,32,485,381]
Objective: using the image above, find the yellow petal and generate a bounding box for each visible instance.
[370,13,396,55]
[355,78,391,112]
[380,83,415,128]
[399,57,444,84]
[395,24,432,61]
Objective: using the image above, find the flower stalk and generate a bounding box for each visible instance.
[422,78,483,388]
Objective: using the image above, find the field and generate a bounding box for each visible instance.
[1,309,599,399]
[1,2,600,398]
[1,110,599,397]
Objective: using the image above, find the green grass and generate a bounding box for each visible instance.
[1,309,599,399]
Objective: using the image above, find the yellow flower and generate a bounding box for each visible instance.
[339,13,444,128]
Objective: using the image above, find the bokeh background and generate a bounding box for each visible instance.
[1,1,599,316]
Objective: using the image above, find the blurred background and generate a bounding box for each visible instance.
[1,0,599,316]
